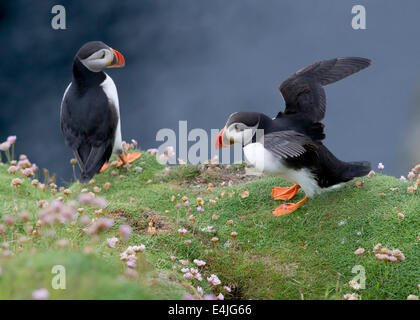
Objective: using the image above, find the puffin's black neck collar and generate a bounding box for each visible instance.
[72,58,106,90]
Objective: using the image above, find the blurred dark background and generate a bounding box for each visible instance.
[0,0,419,182]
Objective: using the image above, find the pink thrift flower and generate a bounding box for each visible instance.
[344,293,359,300]
[194,273,203,281]
[408,171,416,180]
[377,162,384,172]
[183,272,193,280]
[197,286,203,296]
[126,261,136,268]
[119,224,132,240]
[190,268,198,275]
[106,237,119,248]
[134,244,146,253]
[32,288,50,300]
[0,141,10,151]
[8,166,17,174]
[193,259,206,267]
[7,136,17,145]
[179,259,189,266]
[178,228,187,236]
[354,248,365,255]
[147,148,159,155]
[207,274,221,286]
[164,146,175,158]
[224,286,231,293]
[197,206,204,213]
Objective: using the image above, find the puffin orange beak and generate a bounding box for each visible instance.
[215,128,224,149]
[215,127,233,149]
[108,49,125,68]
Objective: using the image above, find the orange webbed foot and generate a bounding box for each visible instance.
[100,162,110,173]
[272,197,309,216]
[119,152,142,165]
[100,152,142,173]
[271,184,301,201]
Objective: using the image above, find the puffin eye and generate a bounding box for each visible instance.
[100,51,106,59]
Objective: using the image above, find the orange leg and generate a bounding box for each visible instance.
[272,197,309,216]
[100,152,142,173]
[271,184,301,201]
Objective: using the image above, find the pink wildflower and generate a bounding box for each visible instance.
[32,288,49,300]
[0,141,10,152]
[7,136,16,145]
[183,272,193,280]
[119,224,132,240]
[106,237,119,248]
[147,148,159,155]
[207,274,221,286]
[193,259,206,267]
[178,228,187,236]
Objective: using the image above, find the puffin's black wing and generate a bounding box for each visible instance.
[263,130,317,159]
[278,57,371,122]
[60,84,118,182]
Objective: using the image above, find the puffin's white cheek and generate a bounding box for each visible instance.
[230,131,243,144]
[81,57,109,72]
[91,59,108,71]
[242,129,254,145]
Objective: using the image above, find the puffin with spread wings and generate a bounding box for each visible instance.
[215,57,372,216]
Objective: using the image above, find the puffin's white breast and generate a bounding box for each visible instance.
[100,74,122,153]
[243,142,320,197]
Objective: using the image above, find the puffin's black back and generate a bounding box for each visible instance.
[283,141,371,188]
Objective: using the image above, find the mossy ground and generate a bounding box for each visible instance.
[0,151,419,300]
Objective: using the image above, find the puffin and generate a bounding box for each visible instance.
[60,41,141,182]
[215,57,372,216]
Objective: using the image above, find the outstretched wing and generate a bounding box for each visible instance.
[278,57,371,122]
[263,130,317,160]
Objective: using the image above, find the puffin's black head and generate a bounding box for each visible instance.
[215,112,262,149]
[76,41,125,72]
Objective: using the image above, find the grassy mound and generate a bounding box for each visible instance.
[0,152,419,300]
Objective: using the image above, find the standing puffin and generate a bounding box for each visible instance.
[215,57,371,216]
[60,41,140,182]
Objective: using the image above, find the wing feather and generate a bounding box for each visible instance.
[278,57,371,122]
[263,131,317,160]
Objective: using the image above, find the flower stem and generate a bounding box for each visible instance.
[72,164,77,182]
[5,150,10,163]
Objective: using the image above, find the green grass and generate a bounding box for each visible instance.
[0,151,419,300]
